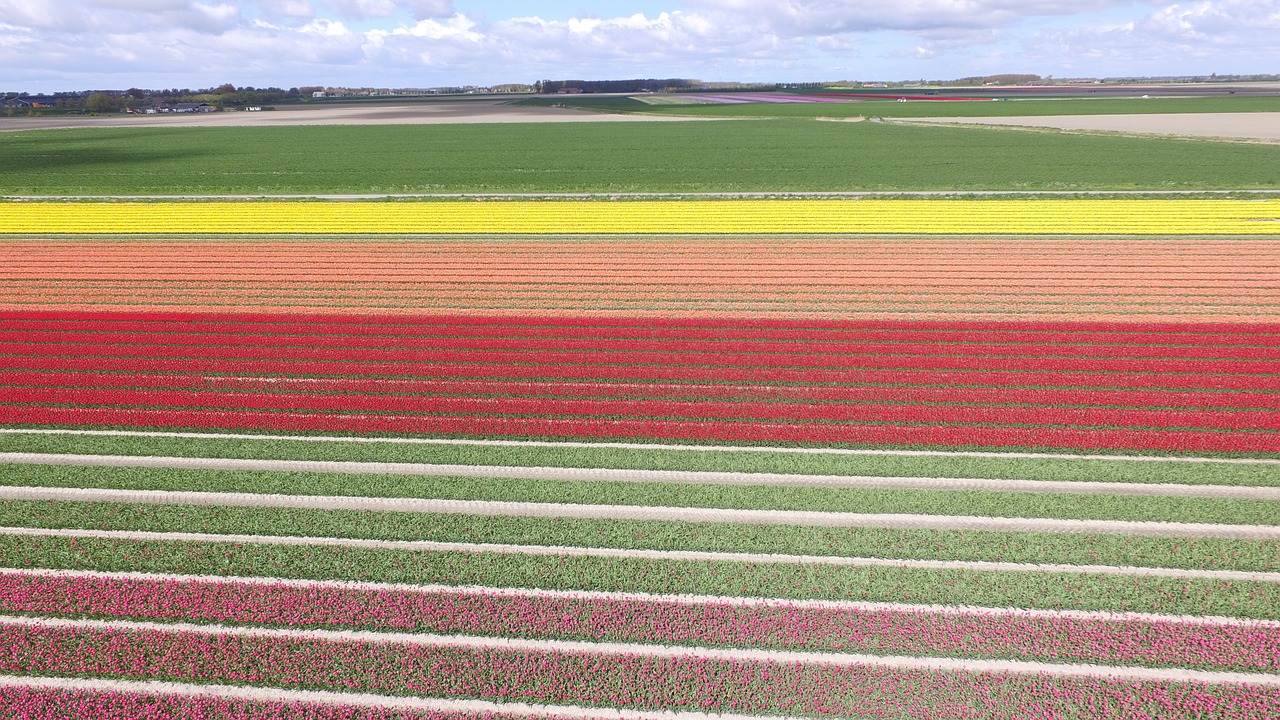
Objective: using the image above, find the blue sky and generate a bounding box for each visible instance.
[1,1,1276,93]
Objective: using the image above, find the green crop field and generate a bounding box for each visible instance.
[2,115,1279,195]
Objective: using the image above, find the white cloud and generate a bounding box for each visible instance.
[327,0,451,20]
[2,1,1277,93]
[1024,0,1280,71]
[0,0,241,33]
[401,0,452,20]
[250,0,315,20]
[685,0,1128,35]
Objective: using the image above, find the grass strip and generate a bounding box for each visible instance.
[3,464,1275,527]
[2,432,1276,487]
[1,535,1274,618]
[2,499,1274,572]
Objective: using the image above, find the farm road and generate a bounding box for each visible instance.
[4,452,1276,500]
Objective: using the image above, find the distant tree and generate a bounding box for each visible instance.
[85,92,116,113]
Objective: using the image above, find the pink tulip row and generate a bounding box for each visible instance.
[10,386,1278,431]
[1,623,1276,719]
[0,685,552,720]
[0,574,1274,673]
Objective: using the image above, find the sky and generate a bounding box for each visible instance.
[1,0,1277,93]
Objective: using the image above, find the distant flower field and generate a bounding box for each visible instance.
[1,198,1278,719]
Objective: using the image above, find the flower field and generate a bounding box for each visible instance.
[3,311,1280,453]
[4,236,1280,322]
[3,198,1280,235]
[1,199,1279,719]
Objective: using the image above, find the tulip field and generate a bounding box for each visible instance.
[4,198,1280,235]
[1,196,1279,719]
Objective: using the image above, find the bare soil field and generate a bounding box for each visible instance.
[0,100,698,132]
[905,112,1280,141]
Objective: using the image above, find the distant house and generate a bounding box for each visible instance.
[166,102,216,113]
[4,96,55,109]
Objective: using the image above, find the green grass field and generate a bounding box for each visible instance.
[2,115,1278,194]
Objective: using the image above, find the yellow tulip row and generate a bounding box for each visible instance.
[3,199,1278,235]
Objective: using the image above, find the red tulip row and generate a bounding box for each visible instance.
[5,355,1275,392]
[8,370,1278,409]
[5,386,1277,431]
[7,316,1278,348]
[5,406,1276,451]
[5,310,1275,449]
[7,329,1279,360]
[4,341,1272,375]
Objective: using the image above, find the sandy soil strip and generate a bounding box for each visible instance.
[6,452,1273,499]
[5,526,1275,582]
[0,674,773,720]
[8,567,1272,628]
[4,615,1278,686]
[904,112,1280,142]
[5,428,1275,465]
[0,102,703,133]
[5,485,1276,540]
